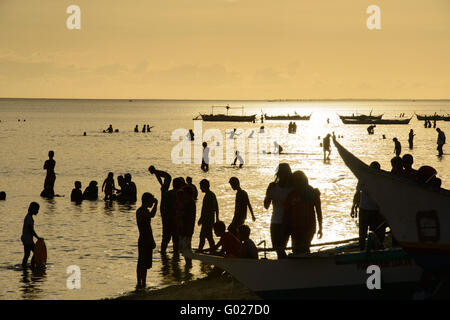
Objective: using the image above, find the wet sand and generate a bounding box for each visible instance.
[114,273,260,300]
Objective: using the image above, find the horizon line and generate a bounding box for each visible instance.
[1,97,450,102]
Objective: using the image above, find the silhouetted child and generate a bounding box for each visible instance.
[102,172,115,201]
[83,181,98,200]
[211,221,241,258]
[237,225,258,259]
[71,181,83,203]
[21,202,42,268]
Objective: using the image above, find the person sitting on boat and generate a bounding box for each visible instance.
[209,221,242,258]
[284,171,323,254]
[237,225,258,259]
[264,163,293,259]
[353,161,386,251]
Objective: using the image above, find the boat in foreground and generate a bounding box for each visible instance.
[183,248,423,299]
[334,137,450,271]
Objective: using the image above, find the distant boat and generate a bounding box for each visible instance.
[264,112,311,121]
[415,113,450,121]
[341,117,412,125]
[338,112,383,121]
[183,248,422,299]
[334,137,450,271]
[197,105,256,122]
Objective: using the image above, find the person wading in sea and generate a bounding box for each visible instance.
[437,128,446,157]
[227,177,256,236]
[393,138,402,157]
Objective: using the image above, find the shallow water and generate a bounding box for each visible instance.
[0,99,449,299]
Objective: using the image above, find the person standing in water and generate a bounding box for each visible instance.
[41,151,56,198]
[228,177,256,236]
[102,172,115,201]
[393,138,402,157]
[21,202,43,268]
[136,193,158,289]
[264,163,293,259]
[197,179,219,252]
[437,128,446,157]
[134,125,139,133]
[232,151,244,168]
[201,142,210,172]
[323,134,331,161]
[408,129,415,149]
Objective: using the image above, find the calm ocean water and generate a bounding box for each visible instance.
[0,99,449,299]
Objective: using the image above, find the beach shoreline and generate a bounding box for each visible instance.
[113,273,260,300]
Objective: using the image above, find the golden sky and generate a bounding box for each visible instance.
[1,0,449,99]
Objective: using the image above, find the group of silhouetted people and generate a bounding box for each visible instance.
[288,122,297,134]
[424,119,436,129]
[135,124,153,133]
[104,124,119,133]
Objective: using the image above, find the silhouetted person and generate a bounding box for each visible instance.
[390,156,404,175]
[71,181,83,203]
[352,161,385,250]
[146,124,151,132]
[21,202,43,268]
[114,175,125,201]
[433,119,437,128]
[102,172,115,201]
[197,179,219,252]
[367,125,376,135]
[201,142,209,172]
[408,129,415,149]
[285,170,323,254]
[437,128,446,157]
[323,134,331,161]
[402,154,418,179]
[186,177,198,201]
[83,181,98,200]
[107,125,113,133]
[0,191,5,200]
[260,126,265,133]
[273,141,283,154]
[188,129,194,141]
[142,124,146,133]
[393,138,401,157]
[124,173,137,203]
[83,132,86,136]
[210,221,242,258]
[136,192,157,289]
[228,177,255,236]
[237,225,258,259]
[232,151,244,168]
[41,151,56,198]
[176,185,196,265]
[134,125,139,133]
[264,163,293,259]
[148,166,180,255]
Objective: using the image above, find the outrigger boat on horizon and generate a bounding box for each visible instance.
[415,113,450,121]
[194,105,256,122]
[263,112,311,121]
[341,117,412,125]
[338,111,383,121]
